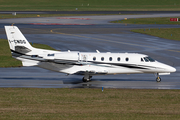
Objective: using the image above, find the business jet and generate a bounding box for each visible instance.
[5,26,176,82]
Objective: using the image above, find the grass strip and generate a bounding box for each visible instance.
[0,88,180,119]
[111,17,180,25]
[0,39,56,68]
[1,5,180,11]
[131,28,180,41]
[0,0,180,11]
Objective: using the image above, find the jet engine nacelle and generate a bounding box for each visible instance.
[54,52,79,63]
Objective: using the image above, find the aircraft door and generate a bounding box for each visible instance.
[80,54,88,62]
[78,53,80,62]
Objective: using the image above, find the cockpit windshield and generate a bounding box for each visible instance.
[143,57,155,62]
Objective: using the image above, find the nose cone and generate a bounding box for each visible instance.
[156,62,176,73]
[168,66,176,73]
[163,64,176,73]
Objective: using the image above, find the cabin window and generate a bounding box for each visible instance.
[117,57,120,61]
[141,58,144,62]
[109,57,112,61]
[47,54,54,56]
[101,57,104,61]
[126,57,129,61]
[93,57,96,61]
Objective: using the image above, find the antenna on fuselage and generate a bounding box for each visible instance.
[96,50,100,53]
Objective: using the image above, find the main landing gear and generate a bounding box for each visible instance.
[155,73,161,82]
[82,76,92,82]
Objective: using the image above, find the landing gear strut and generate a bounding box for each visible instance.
[155,73,161,82]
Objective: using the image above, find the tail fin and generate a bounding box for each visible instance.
[4,26,33,54]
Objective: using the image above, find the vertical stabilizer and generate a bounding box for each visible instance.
[4,26,33,54]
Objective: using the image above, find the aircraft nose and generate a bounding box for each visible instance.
[168,66,176,73]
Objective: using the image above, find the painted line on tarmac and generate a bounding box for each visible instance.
[166,49,180,53]
[50,29,180,53]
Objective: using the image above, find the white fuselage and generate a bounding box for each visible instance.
[17,49,176,76]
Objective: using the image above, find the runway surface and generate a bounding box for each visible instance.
[0,13,180,89]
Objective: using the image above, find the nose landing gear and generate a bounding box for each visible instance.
[155,73,161,82]
[156,76,161,82]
